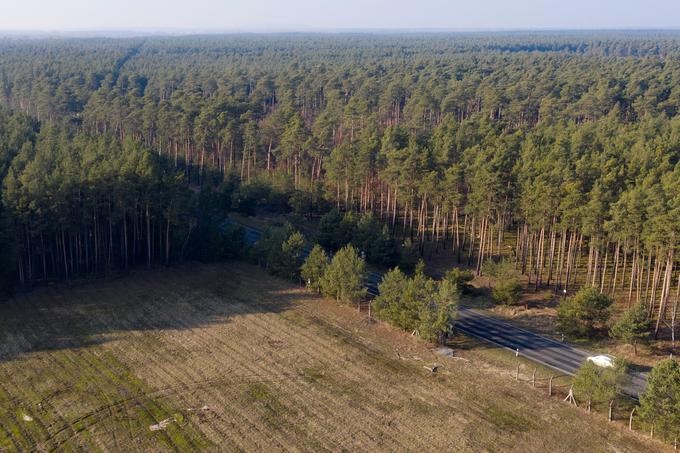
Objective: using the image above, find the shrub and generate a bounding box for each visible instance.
[443,268,474,294]
[483,259,522,306]
[557,287,613,337]
[492,278,523,306]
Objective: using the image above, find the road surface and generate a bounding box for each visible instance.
[224,218,648,398]
[456,307,647,397]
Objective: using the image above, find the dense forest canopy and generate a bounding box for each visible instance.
[0,32,679,341]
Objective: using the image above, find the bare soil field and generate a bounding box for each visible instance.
[0,263,667,452]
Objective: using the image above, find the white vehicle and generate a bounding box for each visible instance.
[586,354,617,368]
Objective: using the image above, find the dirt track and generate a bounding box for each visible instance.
[0,263,667,451]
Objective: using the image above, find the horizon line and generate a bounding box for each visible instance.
[2,26,680,36]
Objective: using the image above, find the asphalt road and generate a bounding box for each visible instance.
[456,308,647,398]
[223,218,648,398]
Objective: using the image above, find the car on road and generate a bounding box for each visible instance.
[586,354,617,368]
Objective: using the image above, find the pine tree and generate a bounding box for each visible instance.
[320,245,367,304]
[301,245,329,293]
[639,359,680,442]
[609,304,650,355]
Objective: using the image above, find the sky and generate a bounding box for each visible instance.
[1,0,679,32]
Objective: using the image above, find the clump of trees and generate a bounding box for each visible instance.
[320,245,367,305]
[609,304,651,355]
[557,287,613,337]
[374,261,459,344]
[639,359,680,443]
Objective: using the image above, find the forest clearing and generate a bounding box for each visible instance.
[0,263,667,452]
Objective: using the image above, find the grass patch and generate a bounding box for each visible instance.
[245,383,293,431]
[482,405,535,434]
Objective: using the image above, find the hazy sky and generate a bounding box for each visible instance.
[2,0,679,31]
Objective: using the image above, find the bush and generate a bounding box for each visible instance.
[320,245,367,304]
[557,287,613,338]
[492,278,523,306]
[483,259,522,306]
[443,268,474,294]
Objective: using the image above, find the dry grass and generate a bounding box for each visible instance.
[0,262,668,451]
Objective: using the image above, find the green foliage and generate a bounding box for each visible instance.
[398,238,420,273]
[320,245,367,304]
[573,360,627,406]
[300,245,329,293]
[484,260,522,306]
[251,225,306,280]
[4,34,680,303]
[609,304,650,354]
[419,279,460,344]
[492,279,523,306]
[639,359,680,441]
[557,287,613,337]
[374,264,459,344]
[0,207,15,297]
[188,223,245,261]
[443,267,474,294]
[481,259,516,278]
[352,214,397,267]
[318,210,396,266]
[231,178,290,216]
[317,209,354,251]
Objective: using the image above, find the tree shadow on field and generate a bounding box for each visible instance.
[0,262,306,363]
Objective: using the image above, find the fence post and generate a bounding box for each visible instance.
[549,375,554,396]
[532,368,536,388]
[629,407,636,431]
[608,400,613,422]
